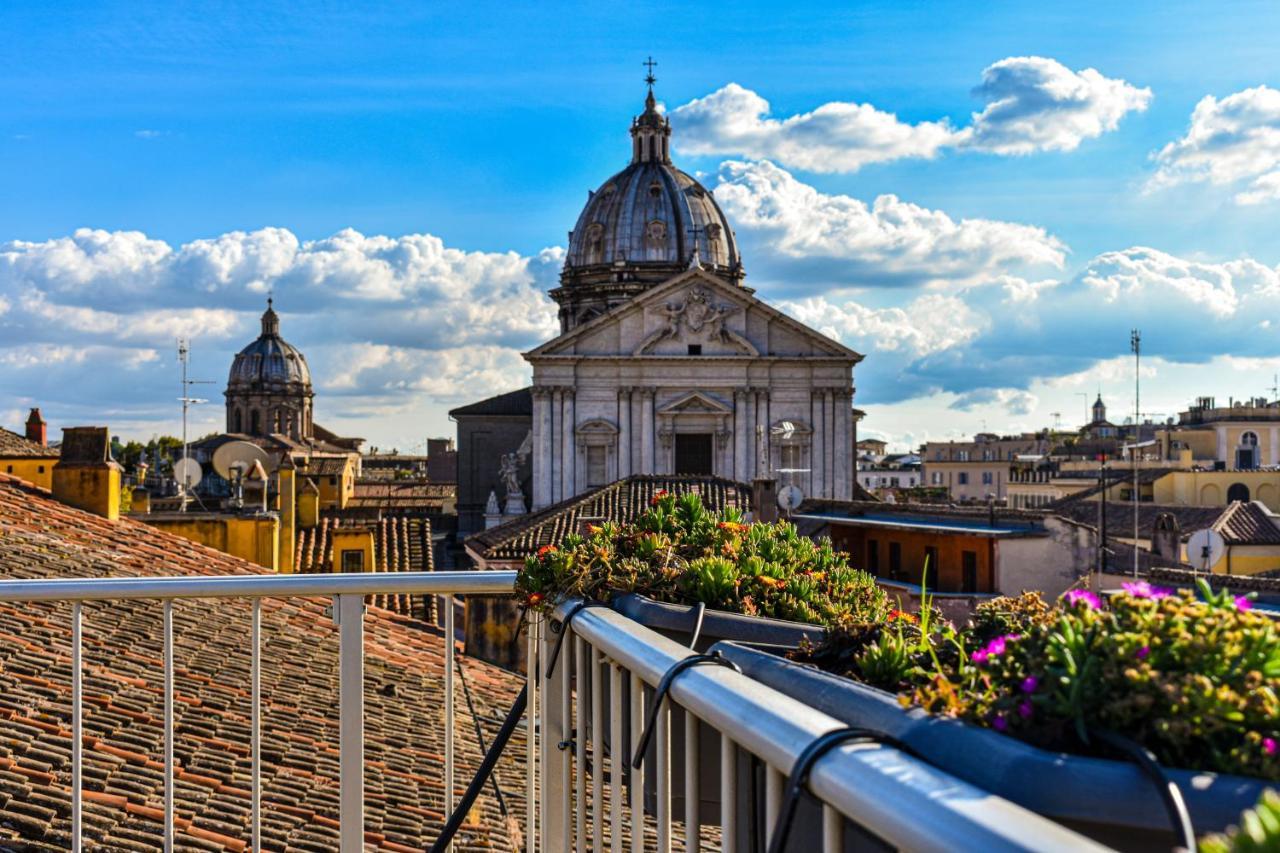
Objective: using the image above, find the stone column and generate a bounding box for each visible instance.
[1270,427,1278,467]
[561,388,576,499]
[754,388,769,478]
[550,388,563,504]
[811,390,826,499]
[734,388,749,482]
[618,388,632,479]
[533,387,553,510]
[641,389,655,474]
[825,390,836,498]
[833,390,850,500]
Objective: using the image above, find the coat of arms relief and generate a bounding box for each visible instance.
[633,285,758,355]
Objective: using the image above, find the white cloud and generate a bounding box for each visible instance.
[1151,85,1280,205]
[957,56,1151,155]
[0,227,561,441]
[672,83,955,173]
[713,160,1065,291]
[780,293,985,358]
[948,388,1039,416]
[671,57,1148,172]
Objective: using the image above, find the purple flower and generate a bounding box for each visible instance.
[1020,675,1039,694]
[1264,737,1277,756]
[991,714,1008,732]
[1018,700,1034,719]
[971,633,1021,664]
[1236,595,1254,611]
[1122,581,1172,600]
[1064,589,1102,609]
[1135,645,1150,660]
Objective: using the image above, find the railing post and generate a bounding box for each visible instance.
[337,593,364,852]
[71,602,82,853]
[540,616,568,851]
[444,594,455,853]
[525,613,538,853]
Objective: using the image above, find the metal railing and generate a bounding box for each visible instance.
[0,569,1115,852]
[535,599,1113,853]
[0,570,517,853]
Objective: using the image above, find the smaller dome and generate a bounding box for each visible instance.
[227,300,313,392]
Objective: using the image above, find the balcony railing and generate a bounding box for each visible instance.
[0,571,1113,851]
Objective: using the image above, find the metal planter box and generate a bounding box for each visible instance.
[715,642,1271,852]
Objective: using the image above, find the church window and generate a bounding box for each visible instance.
[586,445,608,487]
[687,344,702,355]
[649,182,663,198]
[232,409,243,433]
[644,219,667,260]
[250,410,260,435]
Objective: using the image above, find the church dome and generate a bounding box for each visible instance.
[227,300,313,393]
[557,86,743,317]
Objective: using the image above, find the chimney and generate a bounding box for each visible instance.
[52,427,122,520]
[131,487,151,514]
[752,477,778,523]
[25,408,46,446]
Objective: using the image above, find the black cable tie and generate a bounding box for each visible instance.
[768,727,885,853]
[543,600,602,680]
[631,651,741,770]
[1090,728,1195,851]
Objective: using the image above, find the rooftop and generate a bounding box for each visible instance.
[0,426,59,459]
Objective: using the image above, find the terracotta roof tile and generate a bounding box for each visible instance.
[0,473,524,850]
[1213,500,1280,545]
[0,428,58,459]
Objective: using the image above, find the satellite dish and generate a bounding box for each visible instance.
[173,458,203,491]
[212,441,272,481]
[777,484,804,511]
[1186,528,1226,574]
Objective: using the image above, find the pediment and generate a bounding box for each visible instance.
[526,268,862,361]
[656,391,733,416]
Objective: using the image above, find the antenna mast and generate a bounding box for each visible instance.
[1131,329,1141,578]
[177,340,214,511]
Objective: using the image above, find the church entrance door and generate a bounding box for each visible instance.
[675,433,714,475]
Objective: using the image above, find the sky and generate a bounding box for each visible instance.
[4,1,1280,452]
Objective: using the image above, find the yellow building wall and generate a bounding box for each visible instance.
[144,515,279,572]
[331,529,375,573]
[1152,470,1280,512]
[278,467,296,574]
[1186,543,1280,576]
[298,487,320,529]
[312,462,354,511]
[52,464,120,520]
[1,457,58,490]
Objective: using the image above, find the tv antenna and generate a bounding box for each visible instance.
[177,340,215,511]
[1050,412,1062,432]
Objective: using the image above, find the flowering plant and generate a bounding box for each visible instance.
[515,491,889,625]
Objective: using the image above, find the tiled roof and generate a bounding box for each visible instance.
[0,427,58,459]
[298,456,350,476]
[447,387,532,419]
[468,474,753,562]
[0,473,524,851]
[295,516,434,616]
[1213,500,1280,545]
[1052,499,1223,541]
[349,481,455,511]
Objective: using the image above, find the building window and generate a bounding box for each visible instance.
[1238,431,1260,469]
[329,476,337,486]
[586,445,608,487]
[867,540,879,573]
[5,466,10,473]
[687,344,702,355]
[930,472,943,485]
[250,410,260,435]
[1228,482,1251,503]
[962,551,978,593]
[957,472,969,485]
[232,409,243,433]
[888,542,902,579]
[958,451,970,461]
[341,550,365,572]
[37,466,45,474]
[982,471,994,485]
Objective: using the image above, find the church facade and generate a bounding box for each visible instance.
[524,84,862,510]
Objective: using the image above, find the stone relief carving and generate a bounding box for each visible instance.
[633,285,758,355]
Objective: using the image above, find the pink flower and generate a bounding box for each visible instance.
[1122,581,1173,600]
[1264,737,1277,756]
[1020,675,1039,694]
[1236,595,1254,611]
[971,634,1020,664]
[1136,645,1150,660]
[1018,700,1034,719]
[1063,589,1102,609]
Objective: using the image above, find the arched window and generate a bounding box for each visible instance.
[250,410,261,435]
[232,408,243,433]
[584,223,604,265]
[1238,431,1260,469]
[1228,482,1251,503]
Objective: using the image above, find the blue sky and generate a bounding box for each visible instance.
[4,1,1280,450]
